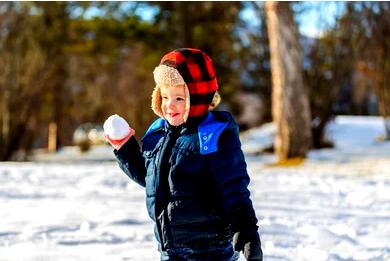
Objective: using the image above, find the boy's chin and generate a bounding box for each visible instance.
[167,118,184,126]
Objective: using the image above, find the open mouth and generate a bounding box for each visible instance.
[167,113,179,118]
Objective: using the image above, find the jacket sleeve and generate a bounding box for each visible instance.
[207,125,258,232]
[114,136,146,187]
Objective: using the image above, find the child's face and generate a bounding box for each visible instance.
[161,85,187,126]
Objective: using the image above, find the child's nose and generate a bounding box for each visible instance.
[168,100,176,109]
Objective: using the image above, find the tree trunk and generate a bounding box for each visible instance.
[265,1,312,162]
[177,3,192,46]
[385,119,390,139]
[40,2,69,150]
[377,43,390,140]
[1,89,10,153]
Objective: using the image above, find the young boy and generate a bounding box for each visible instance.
[104,48,262,261]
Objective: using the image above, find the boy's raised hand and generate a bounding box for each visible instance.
[103,114,135,150]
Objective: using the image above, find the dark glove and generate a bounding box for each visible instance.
[233,229,263,261]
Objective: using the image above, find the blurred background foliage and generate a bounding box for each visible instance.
[0,1,389,160]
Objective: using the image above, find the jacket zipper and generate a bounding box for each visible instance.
[154,131,171,251]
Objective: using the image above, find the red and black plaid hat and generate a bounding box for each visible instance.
[158,48,219,118]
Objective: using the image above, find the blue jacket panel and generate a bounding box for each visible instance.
[114,111,257,250]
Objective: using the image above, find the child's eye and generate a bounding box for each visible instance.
[176,97,185,101]
[162,96,168,100]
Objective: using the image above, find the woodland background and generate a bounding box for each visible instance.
[0,1,389,161]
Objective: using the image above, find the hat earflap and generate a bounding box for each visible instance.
[151,86,163,118]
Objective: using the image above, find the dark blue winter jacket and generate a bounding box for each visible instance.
[114,111,258,250]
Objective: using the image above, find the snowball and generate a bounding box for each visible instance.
[103,114,130,140]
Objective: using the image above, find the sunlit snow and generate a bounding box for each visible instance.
[1,116,389,260]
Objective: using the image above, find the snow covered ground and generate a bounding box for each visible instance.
[0,116,389,261]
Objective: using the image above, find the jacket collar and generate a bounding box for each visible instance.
[142,112,231,154]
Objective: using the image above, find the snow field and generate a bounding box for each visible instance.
[0,116,389,260]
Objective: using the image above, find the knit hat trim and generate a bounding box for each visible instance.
[153,64,186,87]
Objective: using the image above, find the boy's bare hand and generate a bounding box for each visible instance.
[103,114,135,150]
[104,129,135,150]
